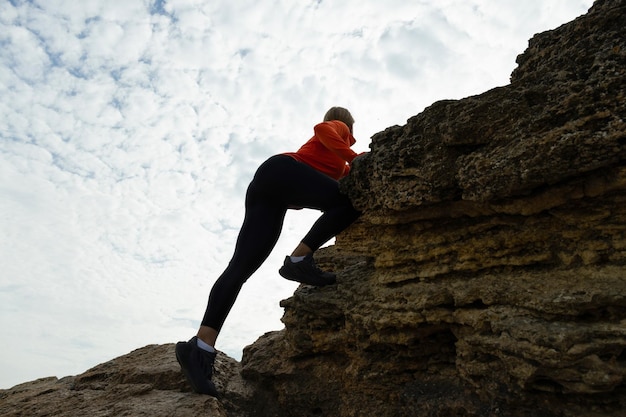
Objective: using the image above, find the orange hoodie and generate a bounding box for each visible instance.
[284,120,358,180]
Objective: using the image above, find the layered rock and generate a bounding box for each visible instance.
[2,1,625,416]
[242,1,626,416]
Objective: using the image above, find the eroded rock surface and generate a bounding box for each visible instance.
[0,344,256,417]
[242,1,626,416]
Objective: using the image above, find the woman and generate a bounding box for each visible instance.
[176,106,362,397]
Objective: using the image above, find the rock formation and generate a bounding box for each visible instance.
[1,0,625,416]
[242,0,626,415]
[0,344,255,417]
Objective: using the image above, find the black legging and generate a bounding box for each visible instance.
[201,154,361,331]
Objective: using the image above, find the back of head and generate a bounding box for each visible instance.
[323,107,354,131]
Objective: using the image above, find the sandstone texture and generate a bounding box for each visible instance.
[243,0,626,416]
[2,1,625,416]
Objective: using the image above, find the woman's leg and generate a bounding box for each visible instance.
[198,155,360,344]
[198,156,296,345]
[274,156,361,285]
[200,195,287,335]
[280,158,361,252]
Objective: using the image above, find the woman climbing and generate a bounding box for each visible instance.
[175,106,362,396]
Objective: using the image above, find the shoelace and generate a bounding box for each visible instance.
[197,350,216,379]
[309,258,334,278]
[309,259,323,272]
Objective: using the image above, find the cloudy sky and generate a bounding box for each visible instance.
[0,0,593,389]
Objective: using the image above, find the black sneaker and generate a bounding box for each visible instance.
[175,336,219,397]
[279,254,336,286]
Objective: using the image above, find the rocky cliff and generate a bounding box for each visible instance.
[2,1,625,416]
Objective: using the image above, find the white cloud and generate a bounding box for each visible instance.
[0,0,593,388]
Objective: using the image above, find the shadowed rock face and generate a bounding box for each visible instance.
[2,1,625,416]
[242,0,626,416]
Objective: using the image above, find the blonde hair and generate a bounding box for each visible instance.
[323,107,354,130]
